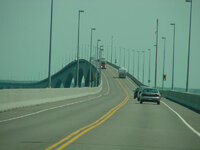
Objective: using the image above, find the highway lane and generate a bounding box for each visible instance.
[0,64,200,150]
[0,65,127,150]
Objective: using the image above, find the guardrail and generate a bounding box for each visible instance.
[160,90,200,113]
[107,61,200,113]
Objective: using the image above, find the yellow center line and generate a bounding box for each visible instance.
[45,67,130,150]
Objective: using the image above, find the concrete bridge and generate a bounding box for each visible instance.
[0,59,100,89]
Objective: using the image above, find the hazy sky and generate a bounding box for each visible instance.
[0,0,200,90]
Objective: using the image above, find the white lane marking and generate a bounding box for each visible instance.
[0,69,112,124]
[102,71,110,96]
[109,64,200,137]
[0,95,102,123]
[161,101,200,138]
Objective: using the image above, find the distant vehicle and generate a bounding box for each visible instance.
[101,61,106,69]
[134,87,140,99]
[138,87,161,105]
[134,86,147,100]
[118,67,127,78]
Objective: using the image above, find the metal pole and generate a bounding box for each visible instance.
[170,23,175,90]
[119,47,121,67]
[97,40,101,61]
[89,28,96,87]
[186,0,192,92]
[76,10,84,87]
[148,49,151,86]
[115,46,117,64]
[142,51,145,84]
[48,0,54,88]
[162,37,166,90]
[132,49,135,76]
[137,51,140,80]
[99,46,103,85]
[111,36,113,63]
[155,18,159,88]
[85,45,87,60]
[128,49,130,72]
[96,40,100,86]
[107,45,109,61]
[124,48,126,67]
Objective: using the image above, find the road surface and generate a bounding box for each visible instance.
[0,65,200,150]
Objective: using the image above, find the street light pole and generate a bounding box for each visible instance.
[155,18,159,88]
[111,36,113,63]
[97,39,101,60]
[148,49,151,86]
[142,51,145,84]
[96,39,101,86]
[132,49,135,76]
[89,28,96,87]
[119,47,122,67]
[186,0,193,92]
[115,46,117,64]
[128,49,130,73]
[48,0,54,88]
[99,46,104,85]
[124,48,126,67]
[170,23,176,90]
[137,51,140,80]
[107,45,109,61]
[162,37,166,90]
[76,10,84,87]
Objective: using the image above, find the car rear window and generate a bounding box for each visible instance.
[143,89,158,93]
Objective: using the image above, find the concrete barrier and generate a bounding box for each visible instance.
[0,83,102,112]
[160,90,200,113]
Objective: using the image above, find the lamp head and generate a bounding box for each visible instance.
[79,10,84,13]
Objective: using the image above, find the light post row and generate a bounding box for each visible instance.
[47,0,192,91]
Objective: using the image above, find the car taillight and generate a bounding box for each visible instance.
[142,94,146,96]
[155,94,159,97]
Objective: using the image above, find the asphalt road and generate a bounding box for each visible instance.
[0,65,200,150]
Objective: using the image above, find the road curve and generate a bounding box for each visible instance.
[0,64,200,150]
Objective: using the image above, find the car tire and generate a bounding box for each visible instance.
[157,101,160,105]
[140,101,143,104]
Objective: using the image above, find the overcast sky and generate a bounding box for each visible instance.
[0,0,200,90]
